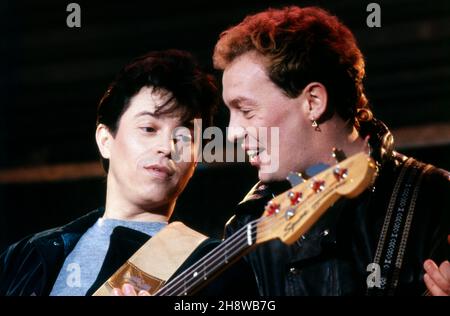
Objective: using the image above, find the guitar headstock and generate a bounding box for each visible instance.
[255,152,377,245]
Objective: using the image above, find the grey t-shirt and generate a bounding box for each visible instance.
[50,217,166,296]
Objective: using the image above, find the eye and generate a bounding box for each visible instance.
[141,127,156,133]
[174,134,193,143]
[241,109,254,118]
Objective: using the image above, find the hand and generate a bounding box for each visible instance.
[423,235,450,296]
[111,283,151,296]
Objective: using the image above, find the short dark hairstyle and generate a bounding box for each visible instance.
[213,6,370,126]
[97,49,218,172]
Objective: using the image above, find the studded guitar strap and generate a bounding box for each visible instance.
[368,157,433,296]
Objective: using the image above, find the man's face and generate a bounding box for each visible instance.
[222,52,312,182]
[105,86,198,210]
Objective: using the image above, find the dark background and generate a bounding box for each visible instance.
[1,0,449,252]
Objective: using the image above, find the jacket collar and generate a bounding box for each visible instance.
[30,207,104,256]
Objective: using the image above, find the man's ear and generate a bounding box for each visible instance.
[301,82,328,121]
[95,124,113,159]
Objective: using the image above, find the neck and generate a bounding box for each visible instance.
[308,116,366,167]
[103,204,171,223]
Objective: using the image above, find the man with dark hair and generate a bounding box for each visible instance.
[0,49,256,296]
[213,6,450,295]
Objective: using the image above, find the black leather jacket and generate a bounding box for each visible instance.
[225,121,450,296]
[0,208,258,296]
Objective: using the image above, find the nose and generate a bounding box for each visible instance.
[156,130,174,157]
[227,111,246,143]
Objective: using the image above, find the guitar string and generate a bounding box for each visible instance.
[156,210,278,295]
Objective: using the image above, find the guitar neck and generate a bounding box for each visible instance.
[155,220,260,296]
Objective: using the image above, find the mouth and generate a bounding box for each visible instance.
[143,164,174,180]
[246,148,266,167]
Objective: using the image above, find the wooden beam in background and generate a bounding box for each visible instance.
[0,162,104,184]
[392,122,450,149]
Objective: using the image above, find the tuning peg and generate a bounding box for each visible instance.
[285,209,296,220]
[333,167,348,181]
[332,147,347,163]
[265,201,280,216]
[288,191,302,206]
[286,172,304,187]
[311,179,326,193]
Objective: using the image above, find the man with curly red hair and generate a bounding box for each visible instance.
[214,6,450,296]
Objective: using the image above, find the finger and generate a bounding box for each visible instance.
[438,260,450,284]
[424,259,438,273]
[439,261,450,280]
[447,235,450,245]
[112,288,124,296]
[424,260,450,293]
[424,273,447,296]
[122,283,137,296]
[138,290,151,296]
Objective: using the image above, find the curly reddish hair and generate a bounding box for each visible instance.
[213,6,369,125]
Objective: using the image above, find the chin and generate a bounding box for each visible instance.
[140,187,172,202]
[258,170,285,183]
[140,193,173,208]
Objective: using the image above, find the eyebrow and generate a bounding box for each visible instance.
[229,97,257,108]
[134,110,195,128]
[134,111,157,119]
